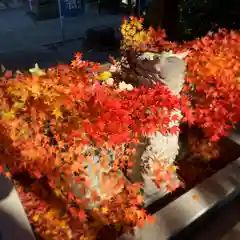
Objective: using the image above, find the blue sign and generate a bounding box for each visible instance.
[61,0,85,18]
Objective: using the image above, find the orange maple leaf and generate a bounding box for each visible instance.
[146,215,155,224]
[91,190,100,203]
[192,194,199,201]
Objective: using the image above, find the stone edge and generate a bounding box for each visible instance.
[0,175,36,239]
[119,133,240,239]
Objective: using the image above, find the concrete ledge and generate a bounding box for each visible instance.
[119,133,240,240]
[0,175,35,240]
[221,222,240,240]
[228,131,240,145]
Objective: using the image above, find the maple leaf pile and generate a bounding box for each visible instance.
[0,52,179,239]
[0,16,239,240]
[122,17,240,157]
[181,29,240,141]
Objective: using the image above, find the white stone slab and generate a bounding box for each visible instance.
[228,131,240,145]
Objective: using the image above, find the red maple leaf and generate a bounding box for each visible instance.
[78,209,87,222]
[169,126,179,135]
[171,114,179,121]
[0,165,4,173]
[33,171,42,179]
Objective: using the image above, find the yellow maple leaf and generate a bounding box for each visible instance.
[13,101,25,109]
[135,21,143,30]
[33,215,39,222]
[168,165,178,172]
[52,108,63,119]
[46,209,56,219]
[59,220,67,228]
[54,188,62,196]
[29,63,45,77]
[93,207,99,212]
[19,90,29,103]
[7,87,12,93]
[29,83,41,97]
[55,158,61,166]
[97,71,112,81]
[2,110,15,120]
[101,207,108,214]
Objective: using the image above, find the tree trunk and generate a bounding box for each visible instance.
[145,0,180,41]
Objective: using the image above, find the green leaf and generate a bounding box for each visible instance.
[139,187,144,195]
[13,101,25,109]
